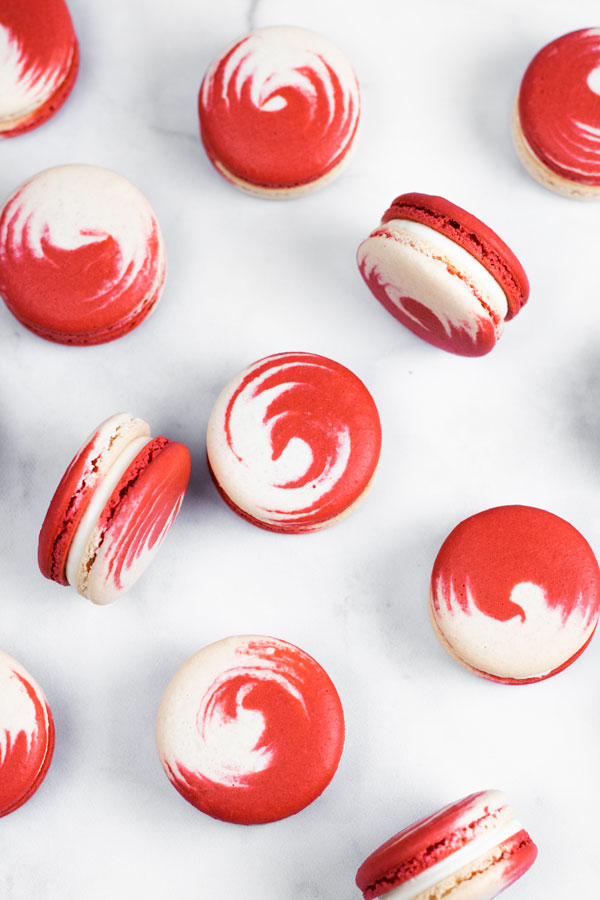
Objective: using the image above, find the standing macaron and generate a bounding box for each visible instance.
[356,790,537,900]
[206,352,382,532]
[198,25,360,197]
[512,29,600,198]
[0,0,79,137]
[0,165,166,344]
[357,193,529,357]
[429,505,600,683]
[156,635,345,824]
[38,413,191,605]
[0,650,54,817]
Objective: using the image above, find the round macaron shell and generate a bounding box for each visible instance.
[517,29,600,188]
[198,26,360,194]
[206,352,382,532]
[156,635,345,824]
[38,414,151,585]
[430,505,600,683]
[78,438,191,604]
[380,194,529,320]
[356,790,537,900]
[0,165,166,345]
[0,650,54,817]
[0,0,79,137]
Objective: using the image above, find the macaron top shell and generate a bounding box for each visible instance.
[517,29,600,186]
[199,25,360,192]
[356,790,537,900]
[156,635,345,824]
[0,650,54,817]
[206,351,382,532]
[430,505,600,682]
[380,194,529,320]
[0,165,166,344]
[0,0,78,136]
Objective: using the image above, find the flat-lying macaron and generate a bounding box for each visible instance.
[429,505,600,683]
[356,790,537,900]
[512,29,600,198]
[206,352,382,532]
[198,25,360,197]
[156,635,345,824]
[0,165,166,344]
[0,650,54,817]
[38,413,191,605]
[0,0,79,137]
[357,193,529,357]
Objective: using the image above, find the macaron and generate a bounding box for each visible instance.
[0,165,166,344]
[357,193,529,357]
[0,0,79,137]
[512,29,600,198]
[198,25,360,197]
[156,635,345,824]
[429,505,600,683]
[206,351,382,532]
[38,413,191,605]
[356,790,537,900]
[0,650,54,817]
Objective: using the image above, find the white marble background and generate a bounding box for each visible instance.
[2,0,600,897]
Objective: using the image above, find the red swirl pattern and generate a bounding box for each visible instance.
[158,636,344,824]
[199,27,360,189]
[0,662,54,817]
[518,28,600,184]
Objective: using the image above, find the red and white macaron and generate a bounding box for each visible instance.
[0,650,54,818]
[356,790,537,900]
[429,505,600,683]
[357,193,529,357]
[156,635,345,824]
[0,165,166,344]
[38,413,191,605]
[0,0,79,137]
[198,25,360,197]
[512,29,600,198]
[206,352,382,532]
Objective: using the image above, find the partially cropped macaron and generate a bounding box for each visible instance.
[38,413,191,605]
[512,29,600,198]
[0,0,79,137]
[156,635,344,824]
[0,165,166,344]
[357,193,529,357]
[0,650,54,817]
[206,352,382,532]
[430,505,600,683]
[356,790,537,900]
[198,25,360,197]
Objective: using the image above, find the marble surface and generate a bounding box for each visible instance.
[2,0,600,897]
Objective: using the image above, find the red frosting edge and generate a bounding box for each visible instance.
[0,702,55,817]
[1,39,79,138]
[380,193,529,320]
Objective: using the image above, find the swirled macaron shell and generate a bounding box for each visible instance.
[156,635,345,824]
[38,413,191,605]
[0,0,79,137]
[206,352,382,532]
[513,29,600,198]
[198,26,360,196]
[430,505,600,683]
[0,650,54,817]
[356,790,537,900]
[357,193,529,357]
[0,165,166,344]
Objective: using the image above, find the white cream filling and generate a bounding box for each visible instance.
[381,817,523,899]
[383,220,509,322]
[65,436,151,588]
